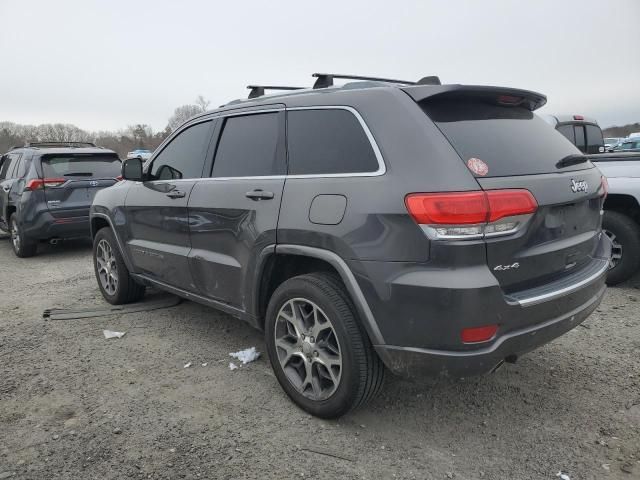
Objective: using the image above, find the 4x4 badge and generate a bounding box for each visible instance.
[570,179,588,193]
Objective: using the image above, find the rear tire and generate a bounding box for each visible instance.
[603,210,640,285]
[93,227,145,304]
[10,213,37,258]
[265,272,385,418]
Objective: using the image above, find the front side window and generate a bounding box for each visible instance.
[211,112,283,178]
[149,121,213,180]
[287,109,379,175]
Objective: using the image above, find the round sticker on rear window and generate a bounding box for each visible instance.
[467,157,489,176]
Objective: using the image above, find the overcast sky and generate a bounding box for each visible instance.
[1,0,638,132]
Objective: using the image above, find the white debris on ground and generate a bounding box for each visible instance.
[103,330,126,339]
[229,347,260,365]
[556,472,570,480]
[183,362,192,369]
[201,362,208,367]
[229,362,238,371]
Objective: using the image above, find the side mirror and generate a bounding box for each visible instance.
[122,157,144,181]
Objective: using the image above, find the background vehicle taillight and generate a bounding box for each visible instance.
[405,189,537,240]
[25,178,66,191]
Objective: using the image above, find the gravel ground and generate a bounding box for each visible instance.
[0,238,639,480]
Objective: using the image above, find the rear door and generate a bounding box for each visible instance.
[421,96,606,292]
[40,153,121,218]
[124,119,214,291]
[0,152,22,225]
[187,108,286,309]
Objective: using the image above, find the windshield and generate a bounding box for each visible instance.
[41,154,121,178]
[421,99,586,177]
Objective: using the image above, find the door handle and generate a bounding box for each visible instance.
[245,189,274,201]
[166,190,186,199]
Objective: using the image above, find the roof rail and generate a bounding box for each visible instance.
[312,73,416,89]
[24,141,97,148]
[247,85,304,99]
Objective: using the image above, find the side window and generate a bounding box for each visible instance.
[0,153,19,180]
[14,155,29,179]
[211,112,283,177]
[287,109,379,175]
[585,125,604,153]
[149,121,213,180]
[574,125,586,152]
[557,125,575,143]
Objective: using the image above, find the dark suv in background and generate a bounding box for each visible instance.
[90,73,611,418]
[0,142,121,257]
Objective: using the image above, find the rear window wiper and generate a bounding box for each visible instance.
[556,154,588,169]
[63,172,93,177]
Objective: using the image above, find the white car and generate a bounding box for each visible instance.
[126,149,152,160]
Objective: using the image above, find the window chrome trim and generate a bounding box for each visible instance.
[140,105,386,184]
[285,105,386,179]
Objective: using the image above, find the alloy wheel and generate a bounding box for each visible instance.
[274,298,342,401]
[96,239,119,295]
[10,219,20,253]
[604,229,622,269]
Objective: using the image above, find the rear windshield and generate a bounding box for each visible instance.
[422,100,587,177]
[41,154,121,179]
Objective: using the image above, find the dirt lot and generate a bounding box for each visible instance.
[0,238,638,480]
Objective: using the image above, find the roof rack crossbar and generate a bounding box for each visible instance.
[247,85,304,99]
[24,141,97,148]
[312,73,418,89]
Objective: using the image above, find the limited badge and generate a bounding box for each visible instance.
[467,157,489,176]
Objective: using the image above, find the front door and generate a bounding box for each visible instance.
[124,119,215,291]
[188,108,286,310]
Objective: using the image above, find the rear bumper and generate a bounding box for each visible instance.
[375,283,605,378]
[22,210,90,240]
[349,233,611,379]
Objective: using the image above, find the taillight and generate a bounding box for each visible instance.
[115,175,123,181]
[600,176,608,199]
[25,178,66,191]
[405,189,537,240]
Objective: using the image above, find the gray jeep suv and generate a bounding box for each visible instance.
[90,73,612,418]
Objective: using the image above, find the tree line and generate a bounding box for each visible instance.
[602,122,640,139]
[0,96,211,158]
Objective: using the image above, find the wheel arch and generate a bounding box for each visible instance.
[90,213,135,272]
[253,245,385,346]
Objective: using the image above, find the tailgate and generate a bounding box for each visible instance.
[417,88,607,292]
[41,154,121,217]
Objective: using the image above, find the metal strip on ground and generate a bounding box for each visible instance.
[43,295,182,320]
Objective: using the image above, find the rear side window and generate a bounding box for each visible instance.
[150,121,213,180]
[574,126,586,152]
[585,125,604,154]
[42,155,121,179]
[212,113,283,178]
[422,100,584,177]
[287,109,379,175]
[557,125,575,143]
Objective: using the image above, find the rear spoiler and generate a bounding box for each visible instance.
[401,84,547,111]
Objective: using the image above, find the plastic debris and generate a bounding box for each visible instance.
[556,472,570,480]
[201,363,208,367]
[229,347,260,365]
[103,330,126,339]
[183,362,192,369]
[229,362,239,371]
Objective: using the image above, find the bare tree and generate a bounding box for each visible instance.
[167,104,203,131]
[194,95,210,112]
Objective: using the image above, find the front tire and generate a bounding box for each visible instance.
[10,214,37,258]
[265,273,385,418]
[603,210,640,285]
[93,227,145,304]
